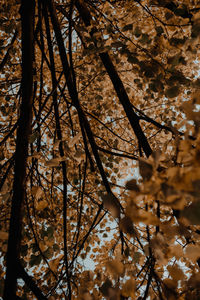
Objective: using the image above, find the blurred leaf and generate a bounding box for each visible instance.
[139,33,151,44]
[47,226,54,238]
[0,231,8,240]
[102,193,120,218]
[30,254,42,267]
[134,26,141,37]
[155,26,164,35]
[192,21,200,38]
[29,131,39,144]
[45,158,60,167]
[125,179,140,191]
[181,201,200,225]
[119,216,135,235]
[121,279,135,298]
[43,247,54,259]
[68,132,82,148]
[53,244,60,252]
[132,251,141,263]
[21,244,28,257]
[185,244,200,262]
[165,86,179,98]
[139,159,153,181]
[99,279,112,296]
[167,264,184,281]
[127,55,139,64]
[122,24,133,31]
[106,259,124,276]
[36,200,48,210]
[0,279,4,297]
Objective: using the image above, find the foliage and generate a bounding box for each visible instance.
[1,0,200,299]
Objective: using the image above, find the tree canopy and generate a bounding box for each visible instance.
[1,0,200,299]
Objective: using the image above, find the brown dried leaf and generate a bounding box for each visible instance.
[185,244,200,262]
[139,159,153,181]
[102,193,120,218]
[121,279,136,298]
[106,259,124,276]
[125,179,140,192]
[119,216,135,235]
[167,264,185,281]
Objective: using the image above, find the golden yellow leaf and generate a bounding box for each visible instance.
[32,186,43,200]
[36,200,48,210]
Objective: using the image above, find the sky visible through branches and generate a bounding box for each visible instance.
[1,0,200,299]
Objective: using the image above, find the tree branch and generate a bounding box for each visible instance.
[3,1,35,298]
[75,0,152,158]
[17,262,47,300]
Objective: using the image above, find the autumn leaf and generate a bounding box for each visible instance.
[0,231,8,240]
[35,200,48,210]
[68,132,82,148]
[119,216,135,235]
[185,244,200,262]
[132,251,141,263]
[45,158,61,167]
[102,193,121,218]
[121,279,136,298]
[125,179,140,192]
[122,23,133,32]
[99,279,112,297]
[1,0,200,298]
[30,254,42,267]
[139,159,153,181]
[32,186,43,200]
[165,86,180,98]
[29,131,40,144]
[49,256,61,272]
[181,200,200,224]
[106,259,124,276]
[167,264,185,281]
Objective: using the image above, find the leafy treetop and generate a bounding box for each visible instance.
[0,0,200,299]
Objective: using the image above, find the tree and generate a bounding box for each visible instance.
[0,0,200,298]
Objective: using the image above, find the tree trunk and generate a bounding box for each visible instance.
[3,0,35,298]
